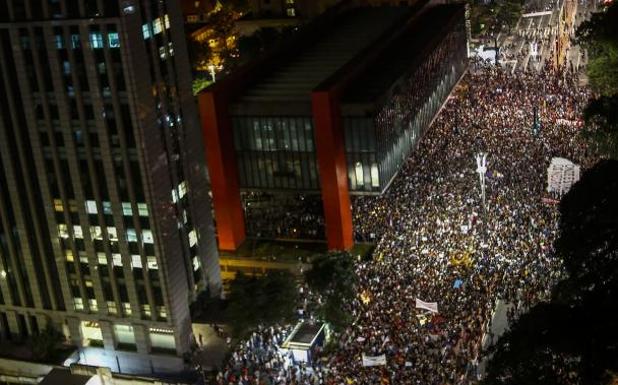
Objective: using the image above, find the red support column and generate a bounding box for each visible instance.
[198,92,246,251]
[311,91,354,251]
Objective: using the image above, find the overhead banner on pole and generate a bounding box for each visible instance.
[415,298,439,313]
[361,354,387,367]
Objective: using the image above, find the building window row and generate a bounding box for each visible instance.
[82,200,149,216]
[58,224,154,244]
[142,14,170,40]
[53,33,120,50]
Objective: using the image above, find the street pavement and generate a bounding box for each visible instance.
[495,0,600,77]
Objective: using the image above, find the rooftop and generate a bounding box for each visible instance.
[39,368,90,385]
[342,4,466,104]
[236,6,414,104]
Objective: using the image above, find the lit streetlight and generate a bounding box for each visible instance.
[475,152,488,212]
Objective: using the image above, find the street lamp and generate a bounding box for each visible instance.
[208,64,217,82]
[475,152,488,212]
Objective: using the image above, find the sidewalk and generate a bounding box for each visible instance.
[192,324,228,371]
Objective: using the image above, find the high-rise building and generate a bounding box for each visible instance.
[0,0,220,373]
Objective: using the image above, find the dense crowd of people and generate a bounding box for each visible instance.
[244,192,325,240]
[213,57,595,385]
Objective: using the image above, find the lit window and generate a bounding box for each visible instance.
[54,35,64,49]
[107,227,118,241]
[159,45,167,59]
[58,224,69,238]
[79,252,89,264]
[171,189,178,203]
[89,32,104,49]
[178,181,187,199]
[97,253,107,265]
[142,229,154,244]
[85,280,93,288]
[371,163,380,188]
[73,225,83,239]
[123,302,132,316]
[85,200,98,214]
[131,255,142,269]
[127,228,137,242]
[108,32,120,48]
[90,226,103,240]
[146,256,158,270]
[54,199,64,212]
[355,162,364,187]
[103,201,112,215]
[153,18,163,34]
[108,301,118,314]
[112,253,122,266]
[122,4,136,15]
[192,256,200,271]
[66,249,74,262]
[63,61,71,75]
[142,304,151,317]
[142,24,151,39]
[137,203,149,217]
[69,200,78,212]
[89,299,98,312]
[157,306,167,319]
[71,34,80,49]
[188,229,197,247]
[74,297,84,310]
[164,14,170,29]
[167,41,174,56]
[122,202,133,216]
[287,7,295,17]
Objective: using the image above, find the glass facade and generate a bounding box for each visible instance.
[242,192,325,239]
[344,17,468,193]
[233,116,319,190]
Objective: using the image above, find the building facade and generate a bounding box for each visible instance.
[0,0,219,373]
[199,3,468,251]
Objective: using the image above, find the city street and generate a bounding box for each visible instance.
[496,0,599,77]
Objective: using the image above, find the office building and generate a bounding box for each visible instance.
[199,2,468,251]
[0,0,219,373]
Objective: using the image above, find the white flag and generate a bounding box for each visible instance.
[361,354,387,367]
[415,298,439,313]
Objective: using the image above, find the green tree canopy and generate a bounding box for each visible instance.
[30,325,64,362]
[554,159,618,298]
[225,271,298,338]
[577,2,618,97]
[305,251,357,330]
[577,2,618,159]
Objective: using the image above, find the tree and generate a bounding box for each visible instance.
[576,2,618,97]
[30,325,64,362]
[581,95,618,159]
[188,38,213,74]
[577,2,618,159]
[483,160,618,385]
[554,159,618,299]
[305,252,357,331]
[225,271,298,338]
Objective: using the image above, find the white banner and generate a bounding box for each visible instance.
[547,157,580,196]
[415,298,439,313]
[361,354,387,367]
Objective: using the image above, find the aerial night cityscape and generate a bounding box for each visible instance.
[0,0,616,384]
